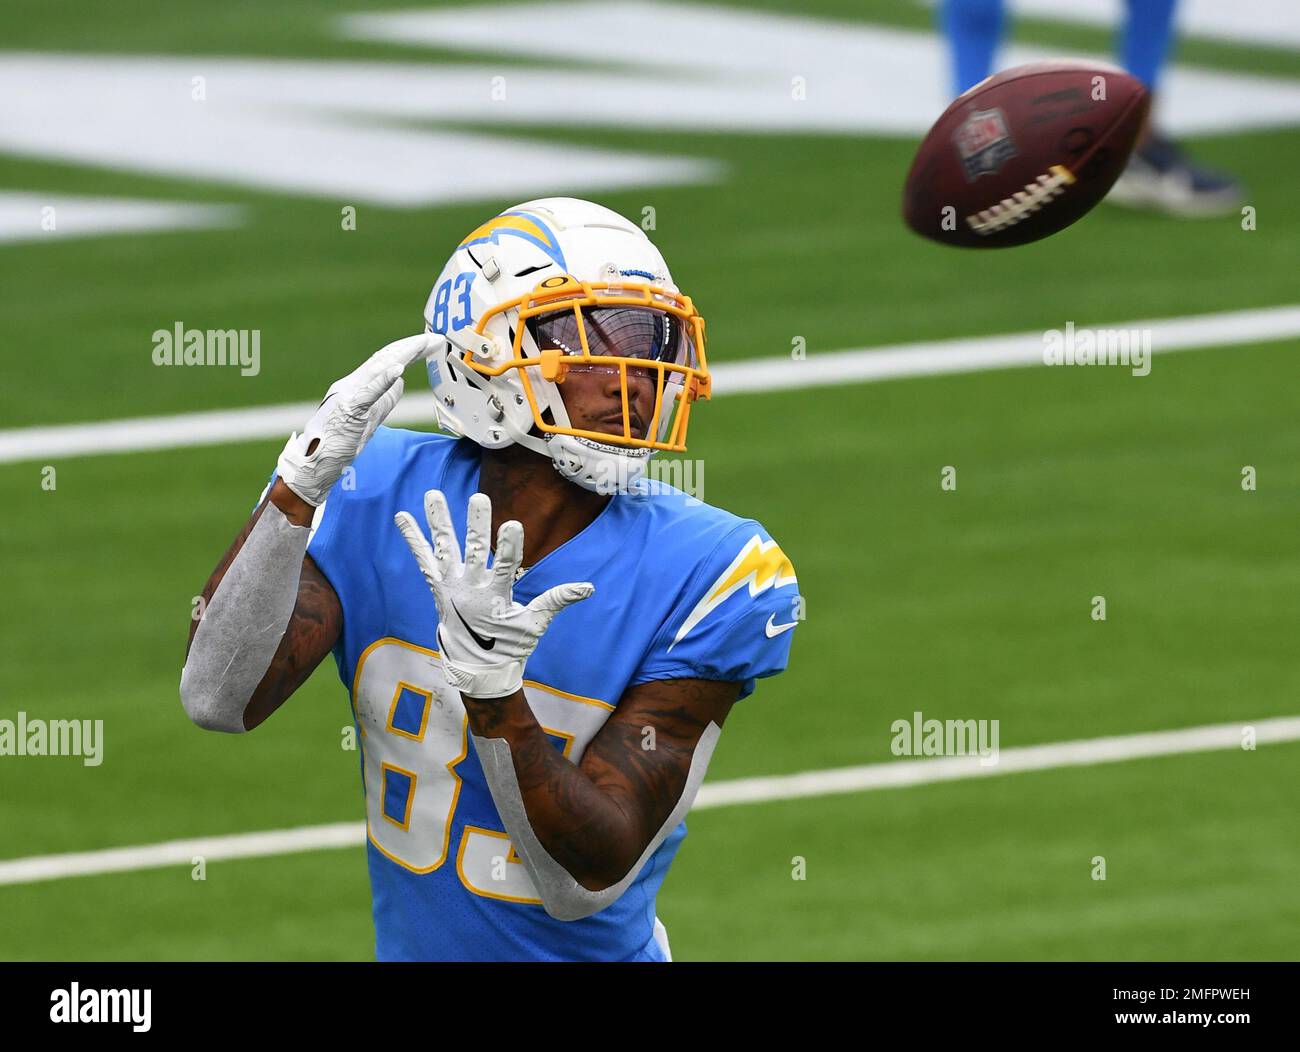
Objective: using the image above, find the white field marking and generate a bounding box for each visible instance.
[342,2,1300,135]
[0,50,716,208]
[708,304,1300,396]
[4,6,1300,211]
[697,716,1300,808]
[0,716,1295,887]
[0,192,241,244]
[2,304,1297,465]
[0,822,364,887]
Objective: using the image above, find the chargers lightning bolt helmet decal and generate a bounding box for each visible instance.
[423,198,711,493]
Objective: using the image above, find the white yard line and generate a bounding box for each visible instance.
[2,305,1297,465]
[0,823,364,888]
[708,304,1300,395]
[1,715,1294,887]
[696,715,1300,807]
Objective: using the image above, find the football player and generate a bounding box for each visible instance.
[179,198,800,961]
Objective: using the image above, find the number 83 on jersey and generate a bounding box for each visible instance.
[351,638,612,903]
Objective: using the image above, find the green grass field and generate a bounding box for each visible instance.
[1,0,1297,960]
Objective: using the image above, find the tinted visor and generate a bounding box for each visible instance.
[526,306,697,371]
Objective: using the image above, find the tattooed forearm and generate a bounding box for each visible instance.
[462,677,738,890]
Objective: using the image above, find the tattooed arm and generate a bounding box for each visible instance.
[183,479,343,732]
[462,677,739,891]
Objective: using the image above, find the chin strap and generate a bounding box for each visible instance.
[545,433,652,495]
[469,721,722,921]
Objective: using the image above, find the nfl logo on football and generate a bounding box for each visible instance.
[953,107,1019,181]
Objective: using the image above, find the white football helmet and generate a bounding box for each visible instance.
[423,198,711,493]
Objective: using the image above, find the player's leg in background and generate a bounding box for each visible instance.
[1108,0,1245,215]
[941,0,1007,96]
[1120,0,1178,90]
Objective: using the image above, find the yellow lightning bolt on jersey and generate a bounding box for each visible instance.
[669,534,797,649]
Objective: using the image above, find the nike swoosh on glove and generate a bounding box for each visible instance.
[394,490,594,699]
[276,332,439,507]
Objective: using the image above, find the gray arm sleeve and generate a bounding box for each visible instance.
[179,502,311,733]
[469,721,722,921]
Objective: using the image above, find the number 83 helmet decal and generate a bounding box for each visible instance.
[424,198,711,493]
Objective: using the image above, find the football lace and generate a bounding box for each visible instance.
[966,165,1076,236]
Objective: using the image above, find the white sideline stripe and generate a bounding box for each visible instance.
[1,716,1295,887]
[696,716,1300,808]
[2,305,1298,465]
[711,305,1300,395]
[0,823,365,888]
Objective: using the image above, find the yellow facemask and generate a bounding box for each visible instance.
[460,274,711,453]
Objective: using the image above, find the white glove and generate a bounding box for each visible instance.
[277,332,436,507]
[395,490,595,699]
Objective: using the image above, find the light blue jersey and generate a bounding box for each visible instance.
[297,428,798,961]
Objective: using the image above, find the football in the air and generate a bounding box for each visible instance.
[902,60,1150,248]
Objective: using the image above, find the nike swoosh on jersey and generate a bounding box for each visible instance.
[765,614,798,638]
